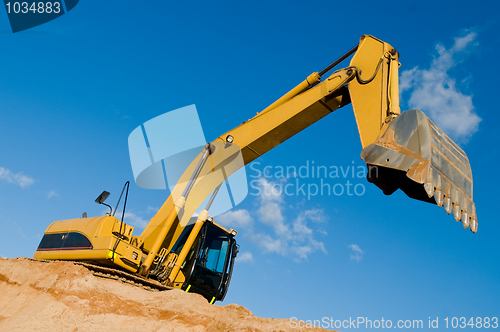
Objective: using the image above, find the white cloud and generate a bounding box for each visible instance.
[226,178,328,261]
[250,232,286,255]
[0,167,35,188]
[146,206,159,214]
[349,244,364,262]
[400,31,481,142]
[236,251,253,263]
[113,210,149,229]
[258,201,284,224]
[216,209,254,229]
[125,212,149,229]
[255,177,291,240]
[349,244,363,253]
[302,208,327,222]
[258,177,283,203]
[292,218,313,236]
[46,190,59,199]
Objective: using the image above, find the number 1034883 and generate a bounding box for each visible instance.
[5,2,61,14]
[444,317,498,329]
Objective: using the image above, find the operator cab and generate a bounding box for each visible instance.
[171,220,238,303]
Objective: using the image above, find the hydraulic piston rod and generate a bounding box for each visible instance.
[139,144,213,276]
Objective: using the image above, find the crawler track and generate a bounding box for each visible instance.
[32,258,172,292]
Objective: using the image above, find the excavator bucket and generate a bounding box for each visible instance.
[361,109,477,232]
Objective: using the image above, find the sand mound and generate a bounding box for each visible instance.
[0,257,324,331]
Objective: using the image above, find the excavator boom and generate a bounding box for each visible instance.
[139,35,477,272]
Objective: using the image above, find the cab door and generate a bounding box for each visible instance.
[182,223,237,303]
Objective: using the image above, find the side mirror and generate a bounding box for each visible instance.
[95,190,112,215]
[95,191,110,204]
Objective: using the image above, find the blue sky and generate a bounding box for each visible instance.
[1,1,499,330]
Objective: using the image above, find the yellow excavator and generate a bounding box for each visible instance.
[34,35,477,303]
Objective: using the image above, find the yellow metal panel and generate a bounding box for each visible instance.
[34,248,109,260]
[348,35,392,148]
[35,215,141,272]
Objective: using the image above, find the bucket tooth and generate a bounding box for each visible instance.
[470,218,478,233]
[452,204,461,222]
[434,190,443,208]
[443,197,452,215]
[424,167,434,198]
[461,212,469,229]
[451,188,459,206]
[424,182,434,198]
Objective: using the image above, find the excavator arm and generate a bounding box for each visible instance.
[138,35,476,276]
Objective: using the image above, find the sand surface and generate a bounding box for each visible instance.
[0,257,328,331]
